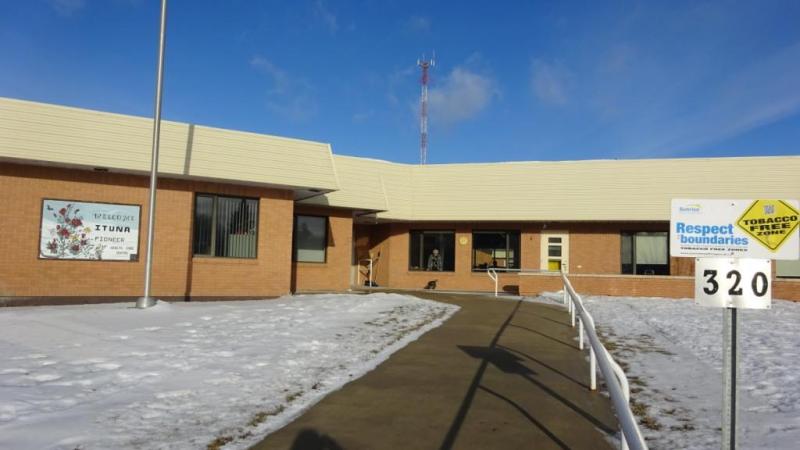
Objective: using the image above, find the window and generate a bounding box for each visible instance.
[193,194,258,258]
[409,230,455,271]
[294,215,328,263]
[472,231,520,271]
[621,231,669,275]
[777,260,800,278]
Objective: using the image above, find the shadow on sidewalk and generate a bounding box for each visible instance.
[289,428,344,450]
[440,300,614,450]
[438,300,522,450]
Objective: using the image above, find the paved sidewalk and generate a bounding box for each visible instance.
[252,292,617,450]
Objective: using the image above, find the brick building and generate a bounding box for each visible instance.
[1,97,798,305]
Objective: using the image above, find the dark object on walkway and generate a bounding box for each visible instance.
[424,280,438,290]
[289,428,343,450]
[364,280,379,287]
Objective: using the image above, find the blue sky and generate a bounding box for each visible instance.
[2,1,799,163]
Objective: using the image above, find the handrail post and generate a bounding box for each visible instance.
[358,258,373,288]
[494,270,497,297]
[570,299,576,327]
[589,346,597,390]
[487,268,498,297]
[561,272,648,450]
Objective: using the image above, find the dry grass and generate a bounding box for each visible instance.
[207,404,287,450]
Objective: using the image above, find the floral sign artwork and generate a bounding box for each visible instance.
[39,199,140,261]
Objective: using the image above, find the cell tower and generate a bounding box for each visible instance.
[417,54,435,165]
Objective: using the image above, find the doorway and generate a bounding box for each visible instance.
[540,231,569,273]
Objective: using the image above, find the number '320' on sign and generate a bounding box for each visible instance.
[695,258,771,309]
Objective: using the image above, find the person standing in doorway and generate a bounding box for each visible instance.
[427,248,443,271]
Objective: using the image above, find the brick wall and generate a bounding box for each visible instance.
[519,273,799,301]
[0,162,294,303]
[291,205,353,292]
[355,221,800,301]
[519,273,695,298]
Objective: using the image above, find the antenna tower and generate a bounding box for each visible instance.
[417,53,435,165]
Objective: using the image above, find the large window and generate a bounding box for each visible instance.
[621,231,669,275]
[193,194,258,258]
[777,260,800,278]
[294,215,328,263]
[409,230,455,271]
[472,231,520,271]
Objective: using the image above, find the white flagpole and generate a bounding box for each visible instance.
[137,0,168,309]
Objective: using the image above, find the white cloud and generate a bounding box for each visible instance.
[313,0,338,34]
[352,111,373,123]
[49,0,86,16]
[642,41,800,154]
[385,66,415,106]
[427,66,498,126]
[250,56,317,121]
[405,15,431,33]
[530,60,571,106]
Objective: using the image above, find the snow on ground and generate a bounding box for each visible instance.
[0,293,459,450]
[531,292,800,450]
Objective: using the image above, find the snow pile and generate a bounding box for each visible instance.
[534,292,800,450]
[0,293,458,450]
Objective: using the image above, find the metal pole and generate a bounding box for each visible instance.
[137,0,168,309]
[590,346,597,390]
[571,300,576,327]
[722,307,738,450]
[578,318,584,350]
[368,259,373,287]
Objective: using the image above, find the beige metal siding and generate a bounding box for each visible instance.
[3,98,797,221]
[299,155,389,211]
[313,155,799,221]
[0,97,339,191]
[409,157,800,221]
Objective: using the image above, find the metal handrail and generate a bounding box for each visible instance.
[358,258,373,287]
[561,272,648,450]
[487,268,499,296]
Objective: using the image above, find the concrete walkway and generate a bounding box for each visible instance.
[251,292,617,450]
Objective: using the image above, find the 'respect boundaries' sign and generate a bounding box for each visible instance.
[671,199,799,260]
[39,199,141,261]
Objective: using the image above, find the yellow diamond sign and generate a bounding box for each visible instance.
[736,200,800,251]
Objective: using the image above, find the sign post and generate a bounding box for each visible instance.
[694,257,771,450]
[672,199,798,450]
[722,307,738,450]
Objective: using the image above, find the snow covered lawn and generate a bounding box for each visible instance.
[0,293,459,450]
[535,293,800,450]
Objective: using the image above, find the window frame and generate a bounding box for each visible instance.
[192,193,260,259]
[293,214,329,264]
[471,230,521,272]
[408,230,456,272]
[620,230,670,276]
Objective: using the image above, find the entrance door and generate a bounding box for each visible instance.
[540,232,569,272]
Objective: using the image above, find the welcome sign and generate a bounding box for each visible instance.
[39,199,141,261]
[670,199,799,260]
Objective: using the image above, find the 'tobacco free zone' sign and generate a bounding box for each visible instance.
[671,199,799,260]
